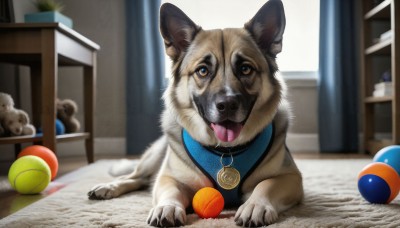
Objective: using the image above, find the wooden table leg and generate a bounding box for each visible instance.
[41,29,57,154]
[14,144,21,158]
[83,53,96,163]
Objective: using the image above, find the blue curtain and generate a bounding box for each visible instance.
[318,0,359,152]
[126,0,165,154]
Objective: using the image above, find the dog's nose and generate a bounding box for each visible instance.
[216,96,239,113]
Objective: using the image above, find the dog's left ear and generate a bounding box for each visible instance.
[245,0,286,57]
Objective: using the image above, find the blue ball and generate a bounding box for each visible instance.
[55,119,65,135]
[35,119,65,136]
[373,145,400,176]
[358,174,391,204]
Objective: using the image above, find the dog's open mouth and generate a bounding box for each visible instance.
[211,121,243,142]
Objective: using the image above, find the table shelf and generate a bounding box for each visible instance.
[0,132,90,144]
[0,23,99,163]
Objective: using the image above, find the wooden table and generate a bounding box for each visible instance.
[0,23,100,163]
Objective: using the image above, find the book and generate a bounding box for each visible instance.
[374,82,392,90]
[373,82,392,97]
[373,89,392,97]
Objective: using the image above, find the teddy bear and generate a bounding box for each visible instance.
[1,108,36,136]
[56,98,80,133]
[0,92,15,136]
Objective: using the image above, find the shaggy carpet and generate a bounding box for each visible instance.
[1,158,399,227]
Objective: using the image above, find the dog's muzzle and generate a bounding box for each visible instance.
[194,91,256,143]
[210,94,244,142]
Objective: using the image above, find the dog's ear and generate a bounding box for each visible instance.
[18,110,28,125]
[160,3,201,61]
[245,0,286,57]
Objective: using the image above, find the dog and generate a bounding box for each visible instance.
[88,0,303,226]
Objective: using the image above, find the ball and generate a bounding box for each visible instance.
[192,187,224,218]
[8,155,51,194]
[18,145,58,180]
[358,162,400,204]
[55,119,65,135]
[36,119,65,135]
[373,145,400,176]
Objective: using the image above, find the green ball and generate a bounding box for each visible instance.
[8,155,51,194]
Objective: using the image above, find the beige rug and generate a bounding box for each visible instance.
[1,158,399,227]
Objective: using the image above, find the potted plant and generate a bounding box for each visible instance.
[25,0,73,28]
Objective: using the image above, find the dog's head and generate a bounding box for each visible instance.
[161,0,286,146]
[2,109,29,136]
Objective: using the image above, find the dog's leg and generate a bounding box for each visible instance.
[146,146,199,227]
[88,135,167,200]
[234,173,303,226]
[147,176,191,227]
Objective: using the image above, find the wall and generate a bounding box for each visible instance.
[60,0,127,140]
[63,0,127,155]
[286,77,319,153]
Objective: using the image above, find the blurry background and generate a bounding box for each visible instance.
[1,0,374,165]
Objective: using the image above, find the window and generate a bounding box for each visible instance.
[161,0,319,78]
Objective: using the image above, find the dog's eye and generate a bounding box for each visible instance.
[196,66,209,77]
[240,64,253,76]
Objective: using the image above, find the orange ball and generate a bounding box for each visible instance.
[192,187,224,218]
[18,145,58,180]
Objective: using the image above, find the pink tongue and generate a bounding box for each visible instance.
[211,122,243,142]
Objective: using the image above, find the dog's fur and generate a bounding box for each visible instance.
[88,0,303,226]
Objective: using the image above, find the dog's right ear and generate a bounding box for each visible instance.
[160,3,201,61]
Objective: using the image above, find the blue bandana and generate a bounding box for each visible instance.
[182,124,274,207]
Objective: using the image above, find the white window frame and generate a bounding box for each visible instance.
[161,0,319,79]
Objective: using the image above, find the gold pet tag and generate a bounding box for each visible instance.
[217,166,241,190]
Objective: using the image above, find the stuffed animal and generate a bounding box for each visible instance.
[0,92,15,136]
[1,108,36,136]
[56,98,80,133]
[0,92,14,113]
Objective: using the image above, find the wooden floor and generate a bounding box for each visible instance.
[0,153,372,219]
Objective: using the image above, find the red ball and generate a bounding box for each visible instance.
[18,145,58,180]
[192,187,224,219]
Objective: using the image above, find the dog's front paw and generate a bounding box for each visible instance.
[234,202,278,227]
[87,183,120,200]
[147,205,186,227]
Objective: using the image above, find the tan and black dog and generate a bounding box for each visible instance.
[88,0,303,226]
